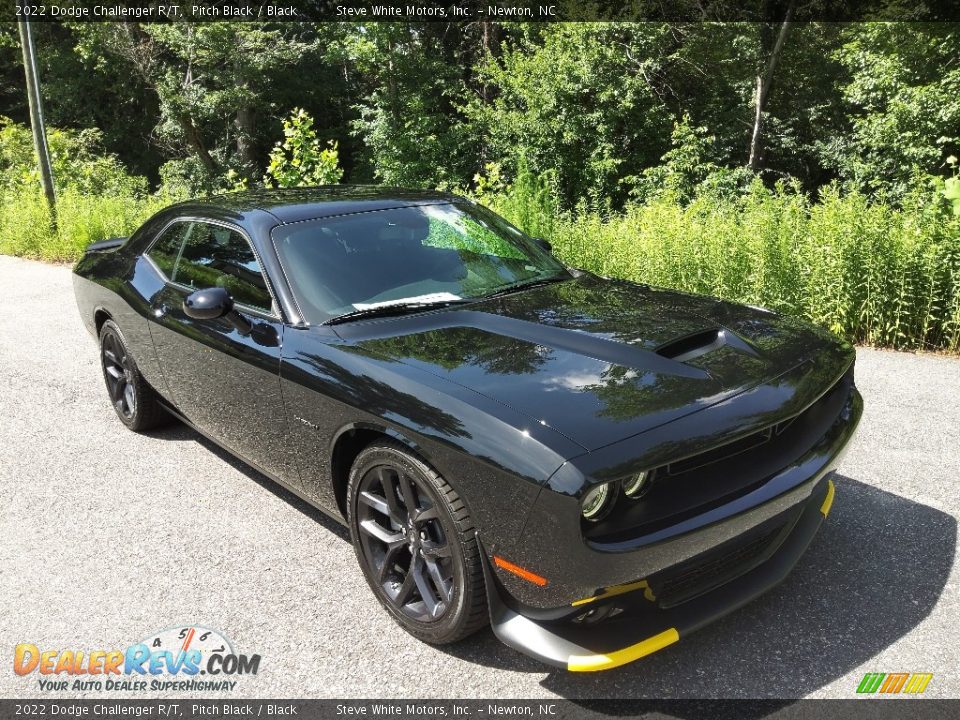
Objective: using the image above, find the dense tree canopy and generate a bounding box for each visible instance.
[1,20,958,205]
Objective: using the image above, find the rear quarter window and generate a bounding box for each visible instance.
[146,222,190,280]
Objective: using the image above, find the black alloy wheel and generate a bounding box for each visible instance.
[99,320,168,431]
[357,464,454,621]
[101,329,137,420]
[347,442,488,644]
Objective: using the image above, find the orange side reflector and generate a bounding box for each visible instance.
[493,555,548,586]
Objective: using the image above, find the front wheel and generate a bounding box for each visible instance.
[99,320,169,431]
[347,441,488,644]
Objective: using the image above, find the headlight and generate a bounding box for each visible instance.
[623,470,653,499]
[581,482,615,521]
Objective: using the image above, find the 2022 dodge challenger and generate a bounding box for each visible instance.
[73,187,862,671]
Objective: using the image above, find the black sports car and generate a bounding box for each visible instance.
[73,187,862,671]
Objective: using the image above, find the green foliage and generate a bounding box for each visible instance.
[459,158,560,241]
[4,21,960,353]
[824,23,960,198]
[340,23,480,187]
[72,22,326,183]
[264,109,343,188]
[464,23,675,207]
[945,156,960,217]
[0,188,170,261]
[0,117,147,196]
[628,115,724,203]
[5,21,957,204]
[157,156,214,198]
[0,118,162,261]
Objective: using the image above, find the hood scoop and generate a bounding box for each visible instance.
[335,277,818,451]
[656,328,760,364]
[656,328,726,362]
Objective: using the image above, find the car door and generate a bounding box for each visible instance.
[144,218,303,488]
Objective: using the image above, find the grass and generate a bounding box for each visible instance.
[0,189,171,263]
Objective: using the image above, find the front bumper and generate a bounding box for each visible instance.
[483,382,861,670]
[485,475,837,671]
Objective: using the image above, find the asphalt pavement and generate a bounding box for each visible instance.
[0,254,957,699]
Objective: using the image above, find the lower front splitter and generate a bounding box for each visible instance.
[484,476,836,672]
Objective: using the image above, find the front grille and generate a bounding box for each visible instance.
[667,427,773,475]
[666,416,801,475]
[653,523,787,608]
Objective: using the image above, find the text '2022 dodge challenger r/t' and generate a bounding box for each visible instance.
[73,187,861,671]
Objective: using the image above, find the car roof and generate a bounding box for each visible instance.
[180,186,462,224]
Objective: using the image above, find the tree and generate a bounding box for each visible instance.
[465,23,679,206]
[263,109,343,188]
[823,23,960,197]
[748,3,794,171]
[72,22,323,188]
[336,23,484,188]
[2,18,949,203]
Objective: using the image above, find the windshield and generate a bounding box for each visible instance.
[272,202,570,323]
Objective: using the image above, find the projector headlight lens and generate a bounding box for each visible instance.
[623,470,653,499]
[581,483,614,521]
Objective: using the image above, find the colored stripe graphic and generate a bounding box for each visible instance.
[857,672,932,694]
[880,673,909,693]
[857,673,886,693]
[181,627,196,653]
[903,674,933,694]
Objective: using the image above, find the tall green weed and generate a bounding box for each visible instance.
[0,189,171,262]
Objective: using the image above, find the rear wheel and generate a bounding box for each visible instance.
[99,320,168,431]
[347,441,488,644]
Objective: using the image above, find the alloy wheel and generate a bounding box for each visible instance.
[355,464,455,622]
[101,332,137,419]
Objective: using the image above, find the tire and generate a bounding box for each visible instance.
[347,441,488,644]
[99,320,169,432]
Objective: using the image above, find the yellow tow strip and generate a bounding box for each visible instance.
[820,479,836,517]
[571,579,655,607]
[567,628,680,672]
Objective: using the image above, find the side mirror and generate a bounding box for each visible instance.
[532,237,552,252]
[184,287,233,320]
[183,287,252,335]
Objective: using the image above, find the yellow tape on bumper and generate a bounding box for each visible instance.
[820,479,836,517]
[567,628,680,672]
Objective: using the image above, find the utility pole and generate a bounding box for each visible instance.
[17,19,57,232]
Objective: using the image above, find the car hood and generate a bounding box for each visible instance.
[332,276,850,451]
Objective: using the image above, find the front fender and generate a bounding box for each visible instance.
[279,328,582,549]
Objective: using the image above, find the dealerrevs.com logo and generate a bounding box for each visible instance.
[13,626,260,692]
[856,673,933,695]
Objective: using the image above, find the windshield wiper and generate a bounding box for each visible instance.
[482,275,568,300]
[323,299,470,326]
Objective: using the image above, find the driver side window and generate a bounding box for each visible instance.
[148,221,273,313]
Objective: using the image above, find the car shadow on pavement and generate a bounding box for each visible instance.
[442,475,956,700]
[146,423,351,543]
